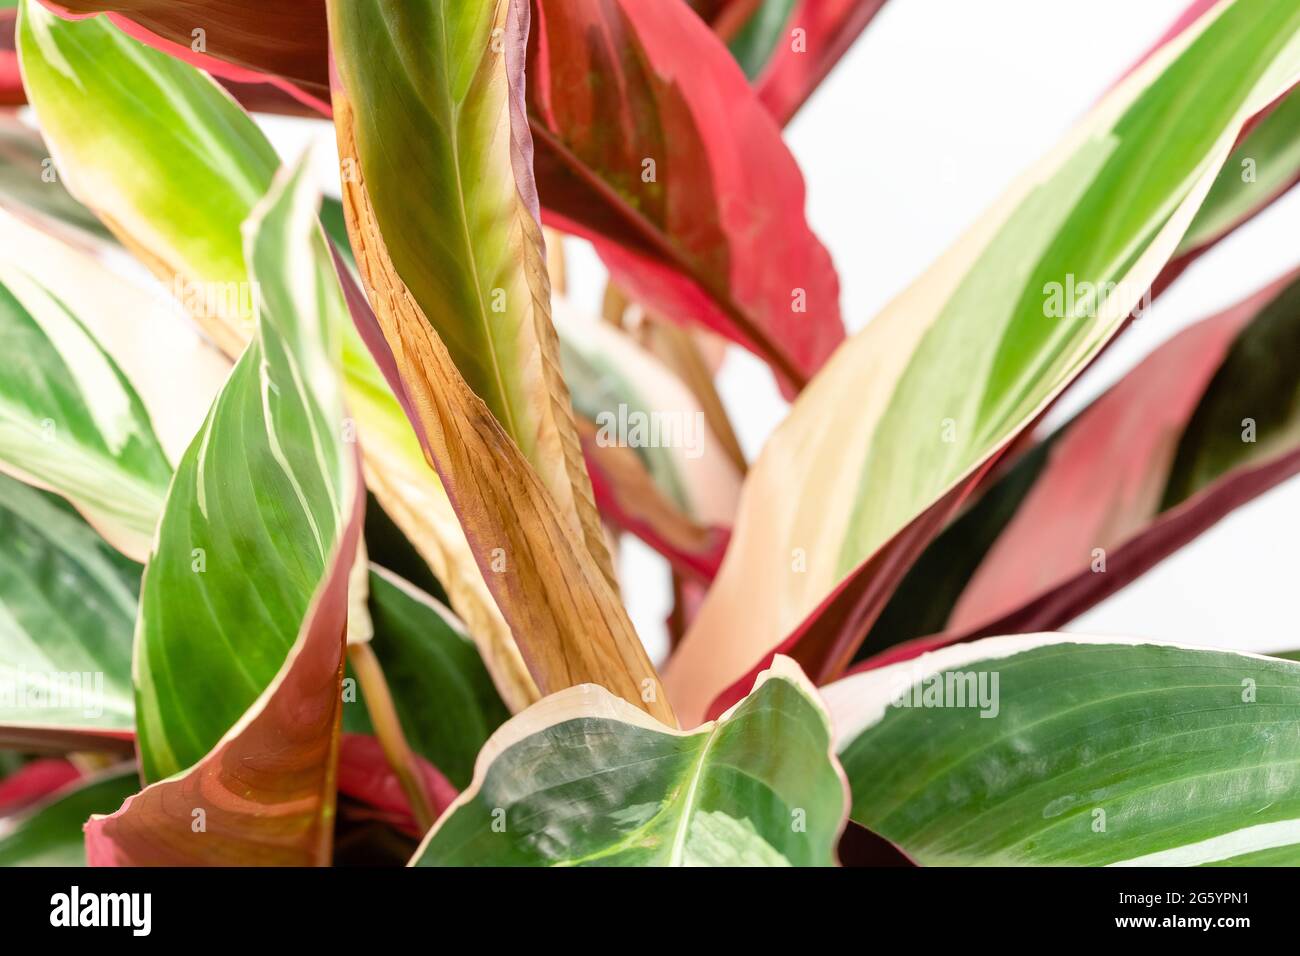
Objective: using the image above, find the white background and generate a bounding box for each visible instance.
[273,0,1300,662]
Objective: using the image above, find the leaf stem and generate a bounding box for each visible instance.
[346,642,436,834]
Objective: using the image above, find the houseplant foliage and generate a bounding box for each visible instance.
[0,0,1298,867]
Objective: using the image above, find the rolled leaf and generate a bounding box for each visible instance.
[328,0,672,723]
[858,267,1300,664]
[0,475,136,750]
[527,0,844,394]
[85,158,363,866]
[17,1,540,712]
[0,766,136,866]
[412,656,847,866]
[825,635,1300,866]
[327,0,617,594]
[131,156,356,782]
[665,0,1300,722]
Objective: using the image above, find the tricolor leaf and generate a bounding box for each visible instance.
[131,156,357,782]
[0,245,171,560]
[666,0,1300,722]
[858,267,1300,665]
[0,203,229,539]
[37,0,329,109]
[412,657,847,867]
[1177,86,1300,259]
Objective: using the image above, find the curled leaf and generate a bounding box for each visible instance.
[328,0,671,722]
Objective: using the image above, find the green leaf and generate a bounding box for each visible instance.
[132,154,355,782]
[0,475,136,748]
[0,253,171,560]
[826,636,1300,866]
[0,767,138,866]
[86,157,362,867]
[413,657,847,866]
[343,567,509,790]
